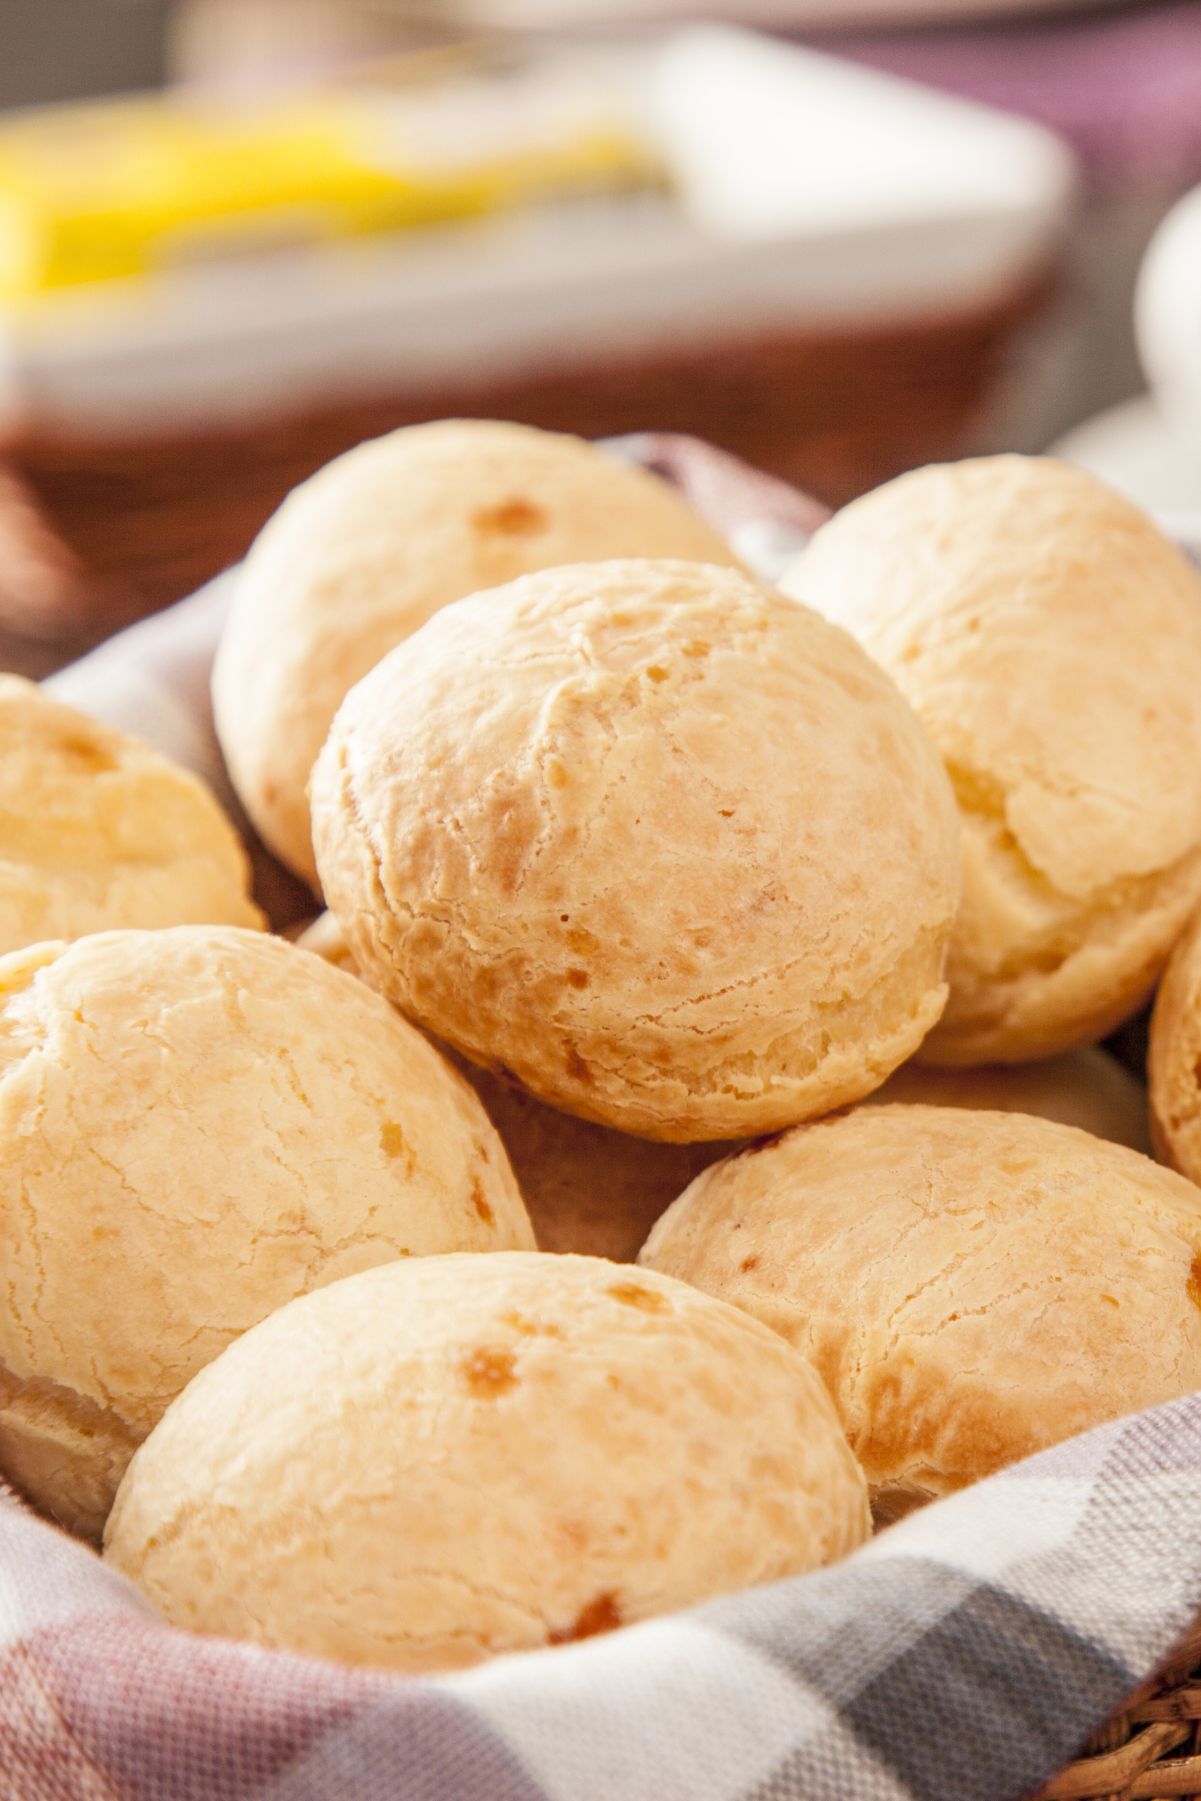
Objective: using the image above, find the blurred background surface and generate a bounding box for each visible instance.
[0,0,1199,675]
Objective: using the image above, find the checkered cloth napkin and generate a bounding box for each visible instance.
[8,434,1201,1801]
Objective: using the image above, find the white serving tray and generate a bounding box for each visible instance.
[0,26,1075,436]
[457,0,1132,29]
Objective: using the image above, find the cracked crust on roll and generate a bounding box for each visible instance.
[0,675,261,950]
[0,928,531,1540]
[782,457,1201,1063]
[212,420,739,887]
[1150,907,1201,1179]
[641,1103,1201,1517]
[453,1062,731,1261]
[296,911,728,1259]
[312,559,961,1143]
[104,1252,869,1672]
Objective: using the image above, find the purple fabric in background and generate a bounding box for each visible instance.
[811,1,1201,184]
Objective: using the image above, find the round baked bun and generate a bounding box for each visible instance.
[874,1047,1150,1153]
[295,907,357,971]
[313,559,961,1142]
[104,1252,869,1671]
[213,421,739,886]
[456,1064,730,1260]
[1149,908,1201,1179]
[0,675,261,950]
[641,1104,1201,1517]
[0,927,531,1541]
[782,457,1201,1064]
[296,910,725,1257]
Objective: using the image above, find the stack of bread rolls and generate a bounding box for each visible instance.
[6,422,1201,1677]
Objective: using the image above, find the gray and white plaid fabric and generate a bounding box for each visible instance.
[5,1398,1201,1799]
[7,434,1198,1801]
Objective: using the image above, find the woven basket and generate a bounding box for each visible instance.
[18,401,1172,1801]
[0,277,1046,680]
[1032,1620,1201,1799]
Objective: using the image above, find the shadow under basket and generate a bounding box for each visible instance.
[0,278,1047,679]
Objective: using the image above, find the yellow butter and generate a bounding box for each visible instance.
[0,82,661,299]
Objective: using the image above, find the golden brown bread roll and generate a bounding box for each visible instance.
[1149,908,1201,1178]
[0,927,531,1539]
[213,420,739,886]
[296,910,725,1258]
[0,674,260,951]
[782,457,1201,1064]
[641,1103,1201,1517]
[457,1064,730,1260]
[312,559,961,1141]
[104,1253,870,1672]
